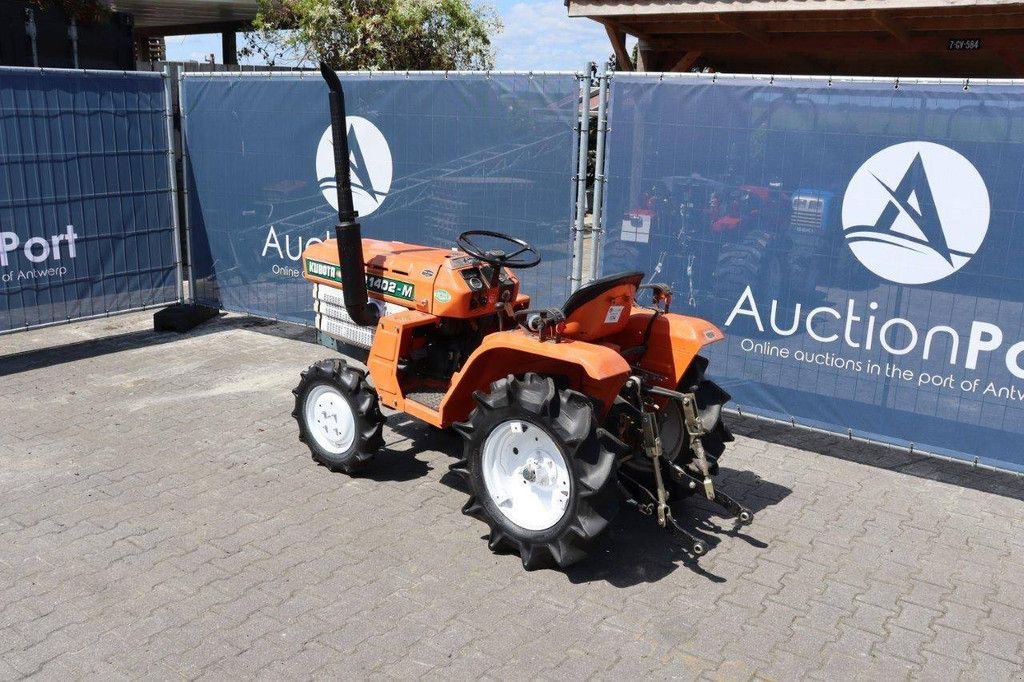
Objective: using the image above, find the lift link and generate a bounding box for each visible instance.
[640,411,670,527]
[646,385,715,501]
[681,394,716,501]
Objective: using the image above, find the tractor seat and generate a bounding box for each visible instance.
[561,271,644,341]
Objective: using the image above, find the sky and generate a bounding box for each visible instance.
[163,0,628,71]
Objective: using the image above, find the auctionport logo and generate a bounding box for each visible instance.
[842,142,990,285]
[316,117,393,217]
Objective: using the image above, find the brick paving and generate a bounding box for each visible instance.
[1,310,1023,680]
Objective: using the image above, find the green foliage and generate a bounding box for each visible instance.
[245,0,502,70]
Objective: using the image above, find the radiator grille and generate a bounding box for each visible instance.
[313,283,405,349]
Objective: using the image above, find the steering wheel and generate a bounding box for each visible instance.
[457,230,541,269]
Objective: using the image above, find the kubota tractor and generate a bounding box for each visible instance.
[293,66,752,570]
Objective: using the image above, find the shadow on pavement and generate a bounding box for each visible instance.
[385,412,794,587]
[727,413,1024,503]
[358,414,452,483]
[0,314,312,378]
[565,468,790,587]
[357,448,432,483]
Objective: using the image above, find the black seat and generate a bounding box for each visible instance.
[562,271,644,318]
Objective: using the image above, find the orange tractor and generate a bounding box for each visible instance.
[293,66,752,570]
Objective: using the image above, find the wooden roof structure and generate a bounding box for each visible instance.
[109,0,256,35]
[567,0,1024,77]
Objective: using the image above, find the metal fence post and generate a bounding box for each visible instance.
[570,62,594,292]
[178,68,196,303]
[588,62,611,283]
[163,64,184,304]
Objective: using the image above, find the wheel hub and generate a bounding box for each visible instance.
[481,421,571,531]
[304,384,356,454]
[522,456,558,486]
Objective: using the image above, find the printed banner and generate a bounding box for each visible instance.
[181,72,580,322]
[0,68,178,332]
[603,74,1024,472]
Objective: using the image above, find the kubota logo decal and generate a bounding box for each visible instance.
[316,117,393,217]
[842,142,990,285]
[305,258,415,301]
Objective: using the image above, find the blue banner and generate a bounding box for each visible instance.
[602,74,1024,473]
[0,68,178,332]
[182,72,580,322]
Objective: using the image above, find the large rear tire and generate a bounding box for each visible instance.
[451,373,619,570]
[619,356,734,497]
[292,359,385,473]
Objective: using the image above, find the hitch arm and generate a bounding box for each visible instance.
[646,385,716,501]
[667,463,753,525]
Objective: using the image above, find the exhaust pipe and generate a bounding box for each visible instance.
[319,63,379,328]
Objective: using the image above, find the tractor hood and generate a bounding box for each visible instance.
[301,238,524,319]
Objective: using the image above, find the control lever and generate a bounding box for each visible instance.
[514,308,565,341]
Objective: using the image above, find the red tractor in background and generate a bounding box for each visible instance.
[291,66,753,571]
[610,175,835,310]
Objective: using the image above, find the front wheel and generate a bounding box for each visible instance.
[292,359,385,473]
[451,373,619,570]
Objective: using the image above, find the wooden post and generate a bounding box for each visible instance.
[636,39,655,72]
[602,22,633,72]
[221,31,237,65]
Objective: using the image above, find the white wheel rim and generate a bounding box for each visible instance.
[304,384,356,455]
[481,420,571,531]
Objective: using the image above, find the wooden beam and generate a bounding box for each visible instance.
[795,53,832,75]
[714,13,770,46]
[871,11,910,45]
[134,21,251,38]
[567,1,1024,19]
[998,50,1024,78]
[626,13,1024,37]
[670,50,702,73]
[646,32,1024,54]
[602,21,633,72]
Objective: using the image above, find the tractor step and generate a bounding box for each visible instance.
[406,389,445,410]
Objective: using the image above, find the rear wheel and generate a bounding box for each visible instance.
[293,359,385,473]
[619,356,733,497]
[452,373,619,570]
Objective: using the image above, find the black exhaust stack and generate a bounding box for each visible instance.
[320,63,379,328]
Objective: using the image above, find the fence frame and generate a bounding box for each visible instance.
[177,67,590,322]
[570,62,594,291]
[0,65,184,335]
[590,67,1024,475]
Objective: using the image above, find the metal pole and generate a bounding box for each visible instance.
[588,62,610,282]
[163,65,184,303]
[179,69,196,302]
[571,62,593,292]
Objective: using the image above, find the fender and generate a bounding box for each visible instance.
[607,309,725,389]
[438,329,631,427]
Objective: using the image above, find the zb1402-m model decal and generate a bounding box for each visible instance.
[305,258,415,301]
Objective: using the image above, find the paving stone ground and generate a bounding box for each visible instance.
[1,311,1023,680]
